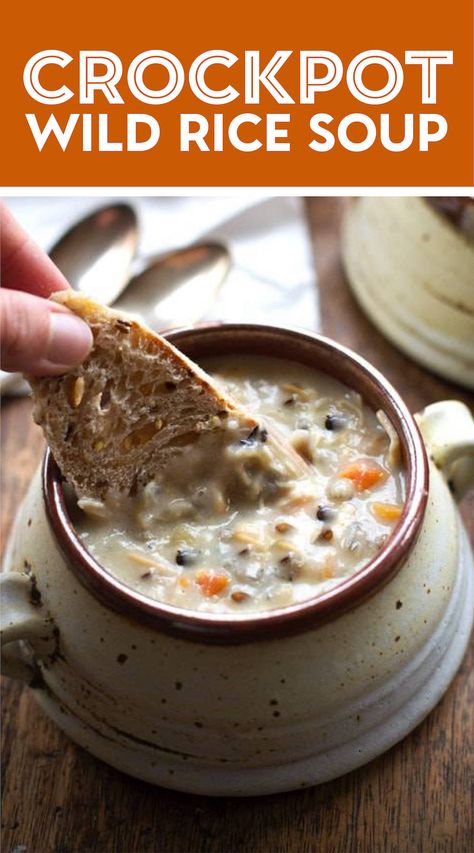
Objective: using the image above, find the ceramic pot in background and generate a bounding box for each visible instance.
[341,197,474,389]
[1,325,473,796]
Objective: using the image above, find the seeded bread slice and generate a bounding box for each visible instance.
[29,292,258,499]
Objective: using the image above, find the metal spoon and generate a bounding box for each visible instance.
[50,203,139,305]
[115,242,231,330]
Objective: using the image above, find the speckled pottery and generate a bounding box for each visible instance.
[341,197,474,389]
[2,325,474,796]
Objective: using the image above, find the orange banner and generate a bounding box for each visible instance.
[1,0,473,187]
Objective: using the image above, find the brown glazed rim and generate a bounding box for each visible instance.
[43,324,429,644]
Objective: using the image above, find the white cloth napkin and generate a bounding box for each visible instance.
[1,196,319,394]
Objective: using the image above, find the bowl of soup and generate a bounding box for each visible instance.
[2,323,473,795]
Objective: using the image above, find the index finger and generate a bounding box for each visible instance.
[1,202,69,298]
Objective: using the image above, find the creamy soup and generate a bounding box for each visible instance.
[72,356,405,613]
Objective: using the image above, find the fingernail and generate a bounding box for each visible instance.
[48,313,93,366]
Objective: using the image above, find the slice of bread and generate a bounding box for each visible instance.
[30,292,258,499]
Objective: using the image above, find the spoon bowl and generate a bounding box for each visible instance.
[114,242,231,330]
[49,204,138,305]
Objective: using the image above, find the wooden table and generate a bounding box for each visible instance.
[1,198,473,853]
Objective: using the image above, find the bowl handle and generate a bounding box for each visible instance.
[416,401,474,501]
[0,573,54,684]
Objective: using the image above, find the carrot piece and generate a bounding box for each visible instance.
[371,502,403,522]
[339,459,387,492]
[195,571,229,597]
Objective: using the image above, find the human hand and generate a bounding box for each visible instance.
[0,203,93,376]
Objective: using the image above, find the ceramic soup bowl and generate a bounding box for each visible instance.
[2,325,474,796]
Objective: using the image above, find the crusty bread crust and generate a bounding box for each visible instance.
[29,292,254,498]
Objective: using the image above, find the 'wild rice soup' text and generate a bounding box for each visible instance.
[73,356,406,613]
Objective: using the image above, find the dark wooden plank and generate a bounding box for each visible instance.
[1,198,473,853]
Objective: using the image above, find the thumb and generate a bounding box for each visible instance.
[0,289,93,376]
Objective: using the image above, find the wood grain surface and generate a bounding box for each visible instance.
[1,197,473,853]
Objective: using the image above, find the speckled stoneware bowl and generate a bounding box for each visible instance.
[341,197,474,389]
[2,325,474,796]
